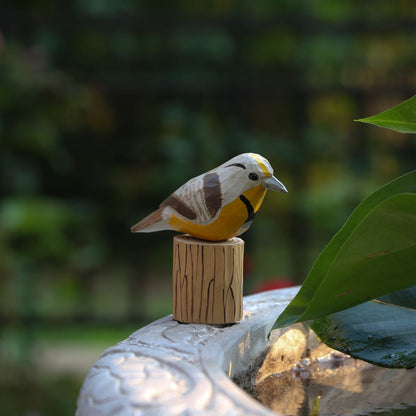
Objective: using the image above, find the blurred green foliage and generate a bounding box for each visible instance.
[1,375,79,416]
[1,1,416,414]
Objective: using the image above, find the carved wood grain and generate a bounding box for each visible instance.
[173,235,244,324]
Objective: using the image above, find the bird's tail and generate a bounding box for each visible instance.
[130,208,170,233]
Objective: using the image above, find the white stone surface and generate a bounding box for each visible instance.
[76,286,299,416]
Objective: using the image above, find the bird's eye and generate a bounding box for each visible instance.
[249,172,259,181]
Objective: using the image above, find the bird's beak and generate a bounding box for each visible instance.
[263,175,288,193]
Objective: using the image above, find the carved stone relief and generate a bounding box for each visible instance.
[76,286,299,416]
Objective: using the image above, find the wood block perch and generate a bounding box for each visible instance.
[173,235,244,324]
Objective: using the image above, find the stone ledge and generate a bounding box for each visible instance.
[76,286,299,416]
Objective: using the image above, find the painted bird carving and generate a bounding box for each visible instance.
[131,153,287,241]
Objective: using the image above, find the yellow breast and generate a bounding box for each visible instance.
[168,185,267,241]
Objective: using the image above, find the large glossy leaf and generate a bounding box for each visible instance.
[378,285,416,308]
[357,95,416,133]
[275,171,416,328]
[310,285,416,368]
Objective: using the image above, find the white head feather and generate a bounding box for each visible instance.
[214,153,286,206]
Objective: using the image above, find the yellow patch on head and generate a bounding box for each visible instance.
[249,153,271,177]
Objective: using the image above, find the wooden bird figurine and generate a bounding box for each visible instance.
[131,153,287,241]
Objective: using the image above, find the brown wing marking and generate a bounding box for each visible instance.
[203,172,222,218]
[130,208,163,232]
[161,194,197,220]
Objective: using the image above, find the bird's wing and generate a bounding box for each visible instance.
[131,170,223,233]
[162,171,223,225]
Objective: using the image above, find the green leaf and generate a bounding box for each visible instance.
[310,285,416,368]
[378,285,416,309]
[275,171,416,328]
[357,95,416,133]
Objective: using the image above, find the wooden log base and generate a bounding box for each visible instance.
[172,235,244,324]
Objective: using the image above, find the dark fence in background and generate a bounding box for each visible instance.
[1,2,416,333]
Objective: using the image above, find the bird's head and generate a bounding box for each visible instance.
[217,153,288,197]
